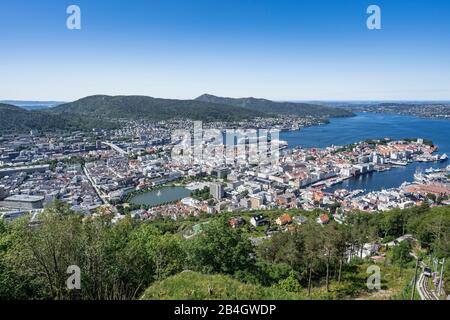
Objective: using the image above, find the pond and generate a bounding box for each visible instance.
[129,186,192,206]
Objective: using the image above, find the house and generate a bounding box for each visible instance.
[293,215,308,225]
[229,216,245,228]
[275,213,292,226]
[250,214,267,227]
[317,213,330,225]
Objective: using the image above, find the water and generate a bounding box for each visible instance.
[280,113,450,193]
[129,186,191,206]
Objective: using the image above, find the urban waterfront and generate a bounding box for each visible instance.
[281,113,450,193]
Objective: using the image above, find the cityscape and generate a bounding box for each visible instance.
[0,0,449,310]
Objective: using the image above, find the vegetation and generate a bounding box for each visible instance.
[49,95,267,123]
[0,201,448,300]
[141,271,304,300]
[1,94,356,134]
[0,103,118,134]
[191,186,212,201]
[195,94,355,118]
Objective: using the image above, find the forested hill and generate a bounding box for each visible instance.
[195,94,355,118]
[0,103,69,132]
[1,94,354,133]
[49,95,267,122]
[0,103,116,133]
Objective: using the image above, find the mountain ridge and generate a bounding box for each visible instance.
[1,94,354,133]
[195,94,354,117]
[49,94,267,122]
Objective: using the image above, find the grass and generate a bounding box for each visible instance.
[141,271,306,300]
[344,263,417,300]
[141,260,418,300]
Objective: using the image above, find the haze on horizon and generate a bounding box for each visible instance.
[1,0,450,102]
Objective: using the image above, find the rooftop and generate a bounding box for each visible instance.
[3,195,45,202]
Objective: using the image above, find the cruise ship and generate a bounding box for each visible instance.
[390,160,408,166]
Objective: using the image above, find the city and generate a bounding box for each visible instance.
[0,0,449,311]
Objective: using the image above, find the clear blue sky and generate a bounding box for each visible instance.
[1,0,450,101]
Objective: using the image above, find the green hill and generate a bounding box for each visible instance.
[49,95,267,122]
[141,271,304,300]
[1,94,353,134]
[196,94,354,118]
[0,103,116,133]
[0,103,69,132]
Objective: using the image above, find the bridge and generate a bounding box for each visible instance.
[102,142,128,155]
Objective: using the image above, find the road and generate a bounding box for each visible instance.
[103,142,128,155]
[83,166,110,205]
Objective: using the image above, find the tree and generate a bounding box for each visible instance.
[275,271,302,293]
[186,217,255,276]
[392,241,413,273]
[2,202,185,300]
[322,223,348,291]
[257,229,305,272]
[346,211,376,259]
[302,222,324,296]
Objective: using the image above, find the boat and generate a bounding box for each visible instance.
[414,171,427,183]
[390,160,408,166]
[440,153,448,162]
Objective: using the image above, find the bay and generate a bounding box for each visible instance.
[280,112,450,193]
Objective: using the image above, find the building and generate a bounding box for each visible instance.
[0,164,50,178]
[210,183,224,200]
[249,196,263,209]
[229,216,245,228]
[275,213,292,226]
[250,214,267,227]
[0,210,28,221]
[0,195,45,210]
[317,213,330,225]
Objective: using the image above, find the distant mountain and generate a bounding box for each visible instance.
[0,103,72,132]
[0,103,116,134]
[0,100,64,110]
[195,94,354,118]
[1,94,355,134]
[49,95,267,122]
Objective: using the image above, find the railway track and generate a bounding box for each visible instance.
[417,273,438,300]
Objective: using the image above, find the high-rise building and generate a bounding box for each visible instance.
[210,183,224,200]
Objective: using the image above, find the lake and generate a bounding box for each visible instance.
[129,186,191,206]
[280,112,450,193]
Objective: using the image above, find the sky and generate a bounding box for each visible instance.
[1,0,450,101]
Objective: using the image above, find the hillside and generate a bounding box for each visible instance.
[1,94,354,134]
[0,103,69,132]
[196,94,354,118]
[0,100,63,110]
[0,103,117,133]
[49,95,267,122]
[141,271,304,300]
